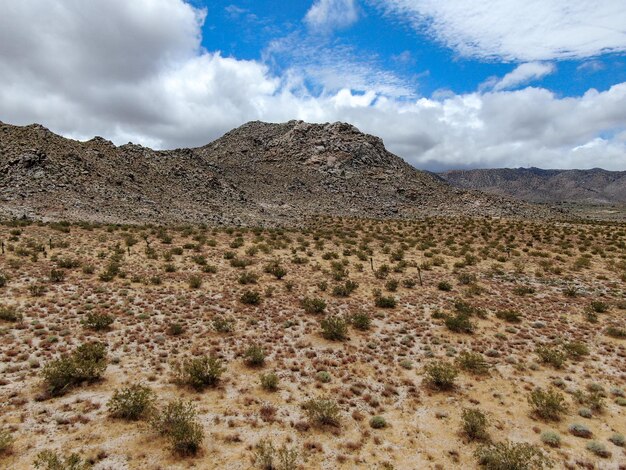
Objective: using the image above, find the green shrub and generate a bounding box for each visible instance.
[461,408,489,441]
[49,269,66,283]
[151,399,204,456]
[0,273,7,288]
[438,281,452,291]
[188,275,202,289]
[244,345,266,367]
[34,450,91,470]
[320,316,348,341]
[456,351,489,375]
[528,387,567,421]
[423,361,458,390]
[174,355,225,390]
[238,271,258,285]
[0,305,22,322]
[107,383,156,420]
[316,371,331,383]
[606,326,626,338]
[569,423,592,438]
[586,441,611,458]
[264,260,287,279]
[535,346,566,369]
[495,310,522,323]
[301,297,326,314]
[608,433,624,447]
[563,341,589,360]
[445,313,475,334]
[260,373,279,391]
[81,312,114,331]
[253,439,299,470]
[42,342,107,396]
[240,289,262,305]
[350,312,371,331]
[475,441,551,470]
[303,397,340,427]
[168,322,184,336]
[589,300,609,313]
[369,416,387,429]
[374,293,396,309]
[540,431,561,448]
[0,428,14,454]
[213,316,235,333]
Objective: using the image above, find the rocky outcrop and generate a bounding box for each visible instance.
[0,120,550,225]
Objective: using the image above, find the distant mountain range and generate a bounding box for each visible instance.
[440,167,626,205]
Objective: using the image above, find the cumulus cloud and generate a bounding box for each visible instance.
[482,62,556,91]
[376,0,626,61]
[0,0,625,171]
[305,0,359,32]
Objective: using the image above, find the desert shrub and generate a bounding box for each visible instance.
[174,355,225,390]
[423,361,458,390]
[57,258,80,269]
[244,345,266,367]
[238,271,258,285]
[33,450,91,470]
[608,433,624,447]
[528,387,567,421]
[374,292,396,308]
[495,310,522,323]
[168,322,184,336]
[0,305,22,322]
[253,439,299,470]
[456,351,489,375]
[264,260,287,279]
[303,397,340,427]
[213,316,235,333]
[81,312,113,331]
[332,279,358,297]
[369,416,387,429]
[606,326,626,338]
[513,286,535,296]
[540,431,561,448]
[42,342,107,396]
[350,312,371,330]
[589,300,609,313]
[301,297,326,314]
[461,408,490,441]
[402,278,416,288]
[29,283,47,297]
[316,371,331,383]
[0,273,7,288]
[0,428,14,454]
[151,399,204,456]
[569,423,592,438]
[535,346,566,369]
[475,441,551,470]
[445,313,475,333]
[49,269,66,283]
[188,275,202,289]
[573,389,605,413]
[438,281,452,291]
[240,290,261,305]
[563,341,589,360]
[320,316,348,341]
[260,373,279,391]
[586,441,611,458]
[385,279,399,292]
[107,383,155,420]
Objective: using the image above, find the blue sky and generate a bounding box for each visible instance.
[1,0,626,170]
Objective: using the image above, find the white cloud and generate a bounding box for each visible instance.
[376,0,626,61]
[305,0,359,32]
[482,62,556,91]
[0,0,625,171]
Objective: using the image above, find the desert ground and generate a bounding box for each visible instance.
[0,217,624,469]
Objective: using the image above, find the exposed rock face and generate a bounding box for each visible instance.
[441,167,626,205]
[0,120,549,225]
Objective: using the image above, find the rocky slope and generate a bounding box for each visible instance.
[0,120,548,225]
[441,167,626,205]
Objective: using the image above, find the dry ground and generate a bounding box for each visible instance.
[0,217,624,469]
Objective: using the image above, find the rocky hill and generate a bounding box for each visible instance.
[441,167,626,205]
[0,120,548,225]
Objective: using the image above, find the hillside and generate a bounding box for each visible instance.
[0,120,546,225]
[440,167,626,205]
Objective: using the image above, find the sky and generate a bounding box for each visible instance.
[1,1,626,171]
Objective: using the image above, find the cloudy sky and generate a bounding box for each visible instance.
[1,0,626,170]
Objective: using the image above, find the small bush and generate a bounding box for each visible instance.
[568,423,592,438]
[81,312,114,331]
[151,399,204,456]
[0,305,22,323]
[589,300,609,313]
[563,341,589,360]
[528,387,568,421]
[461,408,489,441]
[174,355,225,390]
[369,416,387,429]
[606,326,626,338]
[303,397,340,427]
[33,450,91,470]
[238,271,258,285]
[535,346,566,369]
[107,383,156,420]
[168,322,184,336]
[301,297,326,314]
[350,312,371,330]
[260,373,279,391]
[213,316,235,333]
[320,316,348,341]
[495,310,522,323]
[0,428,14,454]
[253,439,299,470]
[240,289,262,305]
[188,275,202,289]
[264,260,287,279]
[475,441,551,470]
[586,441,611,458]
[608,433,624,447]
[42,342,107,396]
[438,281,452,291]
[374,293,396,309]
[316,371,331,383]
[540,431,561,448]
[423,361,458,390]
[445,313,475,334]
[244,345,266,367]
[49,269,66,283]
[456,351,489,375]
